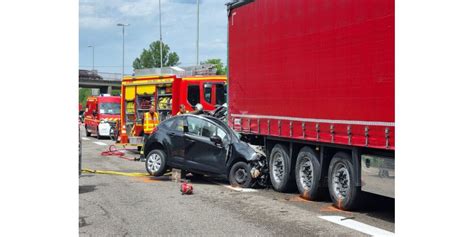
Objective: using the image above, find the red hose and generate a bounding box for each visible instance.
[100,145,136,161]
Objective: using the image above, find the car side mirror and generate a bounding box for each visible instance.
[210,135,223,145]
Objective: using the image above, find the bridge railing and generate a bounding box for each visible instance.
[79,70,132,81]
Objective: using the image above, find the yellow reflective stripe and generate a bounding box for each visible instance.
[143,112,159,133]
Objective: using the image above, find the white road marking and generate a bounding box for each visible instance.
[208,179,258,192]
[81,137,90,140]
[318,215,394,236]
[94,142,107,146]
[223,185,258,192]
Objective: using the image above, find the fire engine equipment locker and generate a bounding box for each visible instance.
[137,85,155,95]
[125,86,135,101]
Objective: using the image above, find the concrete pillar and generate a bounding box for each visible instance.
[107,86,112,95]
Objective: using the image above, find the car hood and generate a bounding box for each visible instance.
[233,141,265,161]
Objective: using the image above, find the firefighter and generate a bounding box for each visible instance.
[177,104,188,115]
[190,103,204,115]
[140,105,159,161]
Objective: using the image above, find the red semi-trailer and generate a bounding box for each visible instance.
[227,0,394,210]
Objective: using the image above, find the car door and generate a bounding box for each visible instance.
[163,117,186,168]
[184,116,228,174]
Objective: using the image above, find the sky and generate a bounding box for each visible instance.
[79,0,228,75]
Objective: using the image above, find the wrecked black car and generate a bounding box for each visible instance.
[143,114,267,188]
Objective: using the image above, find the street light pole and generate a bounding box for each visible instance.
[117,23,130,79]
[88,45,95,71]
[159,0,163,71]
[196,0,200,66]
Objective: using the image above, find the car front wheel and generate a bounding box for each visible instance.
[229,161,255,188]
[145,149,167,176]
[85,125,91,137]
[96,126,101,139]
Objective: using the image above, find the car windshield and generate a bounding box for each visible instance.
[99,103,120,115]
[206,116,241,140]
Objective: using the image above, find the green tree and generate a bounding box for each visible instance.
[133,40,180,69]
[111,89,121,96]
[202,58,226,75]
[79,88,92,107]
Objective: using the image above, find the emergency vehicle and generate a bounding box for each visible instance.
[118,74,227,147]
[84,95,121,138]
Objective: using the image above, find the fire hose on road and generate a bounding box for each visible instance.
[100,145,137,161]
[81,168,150,177]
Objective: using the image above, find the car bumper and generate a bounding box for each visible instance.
[98,123,111,136]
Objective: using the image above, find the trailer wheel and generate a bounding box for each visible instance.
[295,147,323,200]
[145,149,167,177]
[269,144,294,192]
[328,152,363,210]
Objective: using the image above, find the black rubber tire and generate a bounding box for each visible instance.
[269,144,295,192]
[229,161,255,188]
[328,152,363,211]
[109,127,116,141]
[295,147,323,201]
[85,125,91,137]
[145,149,168,177]
[96,126,101,139]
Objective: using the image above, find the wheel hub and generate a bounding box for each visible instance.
[272,153,285,183]
[235,168,247,183]
[332,164,350,199]
[147,153,162,172]
[298,156,313,190]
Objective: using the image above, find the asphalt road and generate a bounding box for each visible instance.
[79,125,395,236]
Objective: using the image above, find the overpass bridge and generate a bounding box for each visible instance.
[79,65,218,94]
[79,70,122,94]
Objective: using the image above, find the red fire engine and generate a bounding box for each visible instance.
[84,95,121,138]
[118,74,227,146]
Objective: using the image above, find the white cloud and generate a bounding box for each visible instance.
[80,16,115,30]
[117,0,156,17]
[80,4,95,15]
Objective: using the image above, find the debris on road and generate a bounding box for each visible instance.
[180,180,193,195]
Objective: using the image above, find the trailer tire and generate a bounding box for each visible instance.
[269,144,294,192]
[328,152,363,210]
[295,147,323,200]
[229,161,255,188]
[145,149,167,177]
